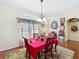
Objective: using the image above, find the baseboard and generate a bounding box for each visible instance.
[0,46,24,52]
[67,40,79,42]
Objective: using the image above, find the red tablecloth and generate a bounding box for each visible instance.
[28,37,58,59]
[28,39,45,59]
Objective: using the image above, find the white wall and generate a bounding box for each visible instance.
[1,2,79,51]
[64,9,79,41]
[47,9,79,41]
[0,3,37,51]
[67,22,79,41]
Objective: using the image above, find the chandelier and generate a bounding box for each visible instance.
[38,0,46,23]
[41,0,43,20]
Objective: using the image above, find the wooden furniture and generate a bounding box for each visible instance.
[41,38,53,59]
[23,37,45,59]
[22,37,31,59]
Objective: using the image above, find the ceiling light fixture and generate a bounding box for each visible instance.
[41,0,43,20]
[38,0,46,22]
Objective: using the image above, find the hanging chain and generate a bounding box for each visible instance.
[41,0,43,20]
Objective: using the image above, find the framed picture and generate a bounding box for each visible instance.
[51,21,58,29]
[59,30,65,36]
[60,18,65,25]
[60,25,65,30]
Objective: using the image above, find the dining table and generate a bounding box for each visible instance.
[28,37,46,59]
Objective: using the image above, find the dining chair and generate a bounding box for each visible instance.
[22,37,31,59]
[41,38,53,59]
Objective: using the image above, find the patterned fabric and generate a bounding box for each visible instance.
[5,46,75,59]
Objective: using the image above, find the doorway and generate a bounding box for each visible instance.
[67,18,79,41]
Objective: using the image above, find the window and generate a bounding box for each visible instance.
[20,22,39,37]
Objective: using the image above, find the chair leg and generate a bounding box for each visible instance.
[38,52,41,59]
[25,49,28,57]
[29,54,30,59]
[55,44,57,52]
[25,52,27,57]
[51,49,53,57]
[45,52,46,59]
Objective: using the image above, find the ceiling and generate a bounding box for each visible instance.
[0,0,79,17]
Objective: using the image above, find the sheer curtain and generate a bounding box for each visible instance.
[20,22,39,38]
